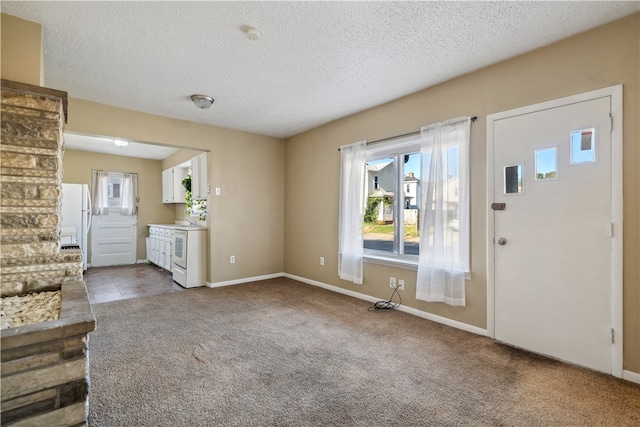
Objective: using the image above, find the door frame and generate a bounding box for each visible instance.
[486,85,623,377]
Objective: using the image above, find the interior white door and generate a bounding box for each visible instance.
[90,213,137,267]
[492,96,612,373]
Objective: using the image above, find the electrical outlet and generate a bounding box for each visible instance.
[389,277,396,289]
[230,255,235,264]
[320,257,325,266]
[398,279,405,291]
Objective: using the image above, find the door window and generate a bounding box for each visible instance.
[570,129,596,164]
[504,165,523,194]
[535,148,557,180]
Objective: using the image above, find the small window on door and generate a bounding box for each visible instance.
[504,164,523,194]
[570,129,596,164]
[108,173,123,211]
[535,148,557,180]
[92,170,138,216]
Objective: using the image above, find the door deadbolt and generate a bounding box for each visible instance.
[496,237,507,246]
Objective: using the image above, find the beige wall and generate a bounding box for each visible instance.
[1,13,43,85]
[284,14,640,373]
[62,149,175,261]
[4,10,638,375]
[65,99,285,285]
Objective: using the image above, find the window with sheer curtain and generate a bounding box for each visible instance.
[91,170,137,216]
[338,140,366,284]
[338,117,471,306]
[416,117,470,306]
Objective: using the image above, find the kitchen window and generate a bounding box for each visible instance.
[91,170,138,216]
[107,173,123,211]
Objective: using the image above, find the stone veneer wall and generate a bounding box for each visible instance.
[1,79,82,296]
[1,80,95,426]
[1,281,95,426]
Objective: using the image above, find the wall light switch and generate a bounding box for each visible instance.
[320,257,325,266]
[215,187,221,196]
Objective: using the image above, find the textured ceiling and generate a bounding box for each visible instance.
[3,1,639,140]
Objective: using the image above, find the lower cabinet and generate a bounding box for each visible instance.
[147,226,173,272]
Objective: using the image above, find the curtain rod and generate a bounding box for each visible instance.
[338,116,477,151]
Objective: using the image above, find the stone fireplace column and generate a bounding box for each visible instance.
[1,79,96,426]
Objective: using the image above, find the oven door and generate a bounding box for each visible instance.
[172,264,187,287]
[172,229,187,269]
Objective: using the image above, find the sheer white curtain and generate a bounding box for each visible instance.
[121,173,138,216]
[91,170,109,215]
[338,140,367,284]
[416,117,470,306]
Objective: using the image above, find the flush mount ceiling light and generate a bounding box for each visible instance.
[114,139,129,147]
[191,94,215,109]
[241,25,260,41]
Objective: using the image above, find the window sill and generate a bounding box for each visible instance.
[363,253,472,280]
[364,254,418,271]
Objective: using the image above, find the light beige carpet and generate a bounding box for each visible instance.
[88,278,640,426]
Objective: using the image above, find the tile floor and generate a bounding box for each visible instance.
[84,264,186,304]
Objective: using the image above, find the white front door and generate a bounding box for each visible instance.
[490,91,619,374]
[90,213,137,267]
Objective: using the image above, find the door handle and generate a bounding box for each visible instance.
[497,237,507,246]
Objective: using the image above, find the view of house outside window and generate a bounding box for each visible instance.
[364,152,421,256]
[363,146,464,260]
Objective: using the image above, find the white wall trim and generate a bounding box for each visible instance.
[207,272,285,288]
[623,370,640,384]
[136,259,149,264]
[284,273,488,337]
[486,84,624,378]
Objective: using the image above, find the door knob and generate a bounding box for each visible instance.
[497,237,507,245]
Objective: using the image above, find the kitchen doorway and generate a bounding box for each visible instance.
[90,171,138,267]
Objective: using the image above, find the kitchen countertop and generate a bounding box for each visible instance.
[147,224,207,231]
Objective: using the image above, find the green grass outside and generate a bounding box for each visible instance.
[364,222,419,239]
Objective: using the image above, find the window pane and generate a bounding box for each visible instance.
[535,148,557,180]
[571,129,596,164]
[364,158,396,253]
[504,165,523,194]
[108,174,123,209]
[403,153,420,256]
[423,146,462,259]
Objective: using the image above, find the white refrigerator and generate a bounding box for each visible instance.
[61,183,92,270]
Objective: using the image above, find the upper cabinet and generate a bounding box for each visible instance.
[162,167,188,203]
[191,152,208,200]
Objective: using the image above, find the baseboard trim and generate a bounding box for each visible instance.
[284,273,488,337]
[623,370,640,384]
[137,259,149,264]
[207,273,285,288]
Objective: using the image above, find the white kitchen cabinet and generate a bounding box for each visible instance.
[162,167,188,203]
[147,227,159,264]
[161,169,171,203]
[191,152,208,200]
[147,226,173,272]
[161,229,172,270]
